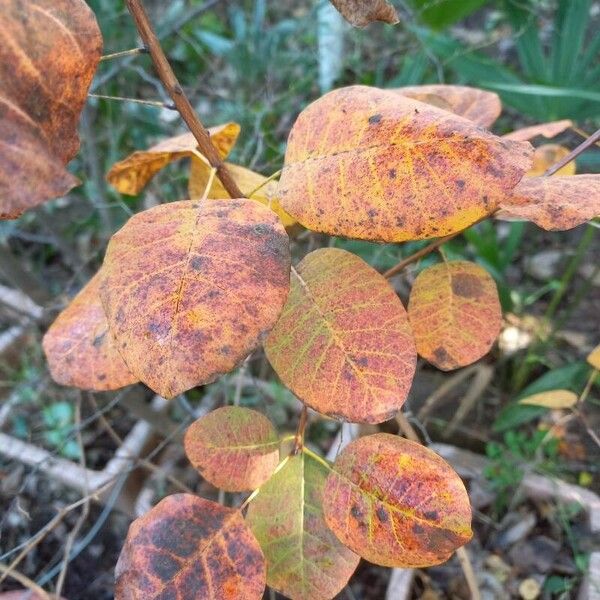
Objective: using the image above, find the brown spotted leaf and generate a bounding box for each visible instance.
[504,120,572,142]
[323,433,472,568]
[329,0,399,26]
[527,144,576,177]
[246,451,360,600]
[106,123,240,195]
[100,199,290,398]
[43,272,137,391]
[0,0,103,219]
[279,86,533,242]
[189,159,296,226]
[184,406,280,492]
[395,85,502,128]
[264,248,416,424]
[407,261,502,370]
[115,494,266,600]
[497,175,600,231]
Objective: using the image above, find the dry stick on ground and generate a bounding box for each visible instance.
[383,125,600,280]
[125,0,243,199]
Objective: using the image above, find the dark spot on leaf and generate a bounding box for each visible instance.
[92,331,106,348]
[451,273,484,298]
[220,345,231,355]
[149,551,181,582]
[424,510,438,521]
[413,523,425,534]
[389,169,397,179]
[190,257,204,271]
[351,505,363,519]
[456,179,465,189]
[97,374,106,381]
[367,209,378,218]
[376,506,389,522]
[368,114,382,124]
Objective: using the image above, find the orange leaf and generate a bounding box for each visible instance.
[526,144,576,177]
[497,175,600,231]
[43,272,137,391]
[99,199,290,398]
[184,406,280,492]
[0,0,103,219]
[264,248,416,424]
[395,85,502,128]
[115,494,266,600]
[279,86,533,242]
[504,119,572,142]
[246,451,360,600]
[323,433,472,567]
[329,0,399,26]
[408,261,502,370]
[189,159,296,226]
[106,123,240,195]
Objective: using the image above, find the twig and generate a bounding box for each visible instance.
[125,0,243,199]
[89,93,176,110]
[100,47,148,61]
[0,562,51,600]
[293,406,309,454]
[544,126,600,176]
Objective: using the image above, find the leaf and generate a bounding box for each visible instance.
[99,199,290,398]
[246,451,360,600]
[329,0,399,26]
[588,344,600,370]
[279,86,533,242]
[518,389,578,409]
[407,261,502,370]
[504,120,573,142]
[526,144,576,177]
[408,0,488,29]
[497,175,600,231]
[264,248,416,424]
[43,272,137,391]
[189,160,296,227]
[323,433,472,568]
[395,84,502,128]
[106,123,241,195]
[184,406,280,492]
[0,0,103,220]
[115,494,266,600]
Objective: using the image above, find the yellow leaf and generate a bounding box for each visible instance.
[106,123,240,195]
[189,159,296,227]
[519,390,578,409]
[527,144,576,177]
[587,344,600,370]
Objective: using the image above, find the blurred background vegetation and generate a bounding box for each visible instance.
[1,1,599,598]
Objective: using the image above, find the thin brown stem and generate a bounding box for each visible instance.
[544,126,600,176]
[125,0,243,198]
[100,47,148,61]
[293,406,309,454]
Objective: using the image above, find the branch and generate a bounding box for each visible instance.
[125,0,243,199]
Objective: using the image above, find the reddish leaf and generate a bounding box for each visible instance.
[264,248,416,424]
[323,433,472,568]
[184,406,280,492]
[504,119,572,142]
[107,123,240,196]
[278,86,533,242]
[497,175,600,231]
[100,199,290,398]
[395,85,502,128]
[408,261,502,370]
[0,0,102,219]
[246,451,360,600]
[115,494,266,600]
[43,272,137,391]
[329,0,399,26]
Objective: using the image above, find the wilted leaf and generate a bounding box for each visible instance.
[329,0,399,26]
[115,494,266,600]
[279,86,533,242]
[395,85,502,128]
[43,272,137,391]
[504,120,572,142]
[497,175,600,231]
[265,248,416,423]
[189,160,295,226]
[588,344,600,370]
[106,123,240,195]
[527,144,576,177]
[518,390,578,409]
[408,261,502,370]
[184,406,280,492]
[246,451,360,600]
[0,0,103,219]
[323,433,472,567]
[100,199,290,398]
